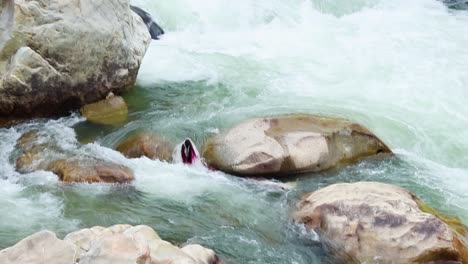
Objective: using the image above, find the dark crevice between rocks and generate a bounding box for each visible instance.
[442,0,468,10]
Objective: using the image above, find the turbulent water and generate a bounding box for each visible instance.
[1,0,468,263]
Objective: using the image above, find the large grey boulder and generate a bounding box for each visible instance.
[0,0,150,118]
[0,0,14,51]
[0,225,223,264]
[203,114,391,177]
[292,182,468,264]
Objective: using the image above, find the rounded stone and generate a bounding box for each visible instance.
[203,114,391,177]
[292,182,468,263]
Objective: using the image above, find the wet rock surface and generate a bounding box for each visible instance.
[80,94,128,125]
[116,132,173,161]
[203,114,391,177]
[47,159,135,183]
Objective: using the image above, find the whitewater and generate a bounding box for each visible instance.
[1,0,467,263]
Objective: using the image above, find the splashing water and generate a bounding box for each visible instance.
[1,0,468,263]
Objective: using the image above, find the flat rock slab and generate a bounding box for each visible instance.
[47,159,135,183]
[203,114,391,177]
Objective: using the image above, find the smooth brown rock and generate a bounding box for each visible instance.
[0,231,78,264]
[47,159,134,183]
[80,94,128,125]
[116,132,173,161]
[292,182,468,264]
[203,114,391,177]
[0,0,150,118]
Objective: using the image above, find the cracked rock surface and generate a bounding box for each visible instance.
[0,0,150,118]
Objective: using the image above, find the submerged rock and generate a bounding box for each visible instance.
[0,225,223,264]
[0,0,150,118]
[47,159,134,183]
[203,114,391,177]
[80,94,128,125]
[292,182,468,264]
[116,132,172,161]
[15,130,57,173]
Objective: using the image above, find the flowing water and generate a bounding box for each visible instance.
[1,0,468,263]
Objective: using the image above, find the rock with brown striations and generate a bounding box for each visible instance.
[0,225,223,264]
[116,132,173,161]
[0,0,150,119]
[47,159,134,183]
[203,114,391,177]
[14,130,134,185]
[0,231,78,264]
[80,94,128,125]
[292,182,468,264]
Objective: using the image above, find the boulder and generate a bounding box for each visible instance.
[0,0,14,51]
[116,132,172,161]
[14,131,134,184]
[181,244,223,264]
[0,231,78,264]
[80,93,128,125]
[47,158,135,183]
[0,225,223,264]
[0,0,150,118]
[203,114,391,177]
[292,182,468,264]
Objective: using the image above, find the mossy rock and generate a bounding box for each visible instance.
[413,196,468,263]
[115,132,173,161]
[80,94,128,125]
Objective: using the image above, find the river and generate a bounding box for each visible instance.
[1,0,467,263]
